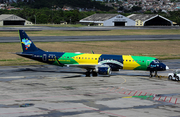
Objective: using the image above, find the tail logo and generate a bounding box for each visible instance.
[21,38,32,50]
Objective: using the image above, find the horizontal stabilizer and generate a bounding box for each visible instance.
[16,52,34,57]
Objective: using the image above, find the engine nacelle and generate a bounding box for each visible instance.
[97,66,111,75]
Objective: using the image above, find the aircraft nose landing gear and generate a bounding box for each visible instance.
[150,71,158,77]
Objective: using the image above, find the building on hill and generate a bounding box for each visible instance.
[0,14,33,26]
[79,14,135,26]
[127,14,173,26]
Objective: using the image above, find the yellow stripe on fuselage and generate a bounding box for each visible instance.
[122,55,140,70]
[74,54,101,65]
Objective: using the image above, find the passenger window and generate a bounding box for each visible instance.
[139,60,141,62]
[64,57,66,58]
[88,58,90,59]
[67,57,69,58]
[82,57,83,59]
[76,57,78,59]
[142,61,144,62]
[95,58,97,60]
[129,60,131,62]
[79,57,81,59]
[126,60,128,62]
[92,58,93,60]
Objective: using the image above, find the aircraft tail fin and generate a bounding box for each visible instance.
[19,30,43,53]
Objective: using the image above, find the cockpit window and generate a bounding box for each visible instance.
[154,59,161,63]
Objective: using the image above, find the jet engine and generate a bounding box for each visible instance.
[95,65,111,75]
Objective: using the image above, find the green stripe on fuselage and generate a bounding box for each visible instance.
[131,56,156,70]
[53,52,83,65]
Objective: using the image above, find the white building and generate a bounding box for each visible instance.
[0,14,33,26]
[127,14,173,26]
[79,14,135,26]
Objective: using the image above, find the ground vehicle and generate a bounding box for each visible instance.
[168,69,180,81]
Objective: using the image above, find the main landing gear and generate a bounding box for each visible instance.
[85,70,98,77]
[150,71,158,77]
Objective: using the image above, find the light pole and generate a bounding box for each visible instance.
[34,15,36,25]
[52,5,53,24]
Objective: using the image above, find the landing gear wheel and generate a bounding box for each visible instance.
[154,71,158,77]
[85,72,91,77]
[150,71,153,78]
[92,72,98,77]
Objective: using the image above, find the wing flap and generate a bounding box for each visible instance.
[65,64,98,69]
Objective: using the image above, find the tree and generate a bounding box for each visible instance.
[118,6,124,11]
[16,0,22,3]
[115,0,119,3]
[0,0,5,3]
[131,6,142,11]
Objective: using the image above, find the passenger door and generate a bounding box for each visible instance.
[146,60,151,67]
[42,54,47,61]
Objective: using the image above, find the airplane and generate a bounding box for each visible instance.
[16,30,169,77]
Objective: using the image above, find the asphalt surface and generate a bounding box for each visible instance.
[0,26,180,31]
[1,35,180,43]
[0,59,180,117]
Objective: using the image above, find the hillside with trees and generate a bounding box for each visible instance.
[8,0,113,11]
[0,8,96,24]
[0,0,180,25]
[0,0,113,24]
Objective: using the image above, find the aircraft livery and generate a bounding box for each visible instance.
[17,30,169,77]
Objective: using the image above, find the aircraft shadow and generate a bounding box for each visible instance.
[14,68,150,78]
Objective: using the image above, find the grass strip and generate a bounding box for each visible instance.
[0,29,180,37]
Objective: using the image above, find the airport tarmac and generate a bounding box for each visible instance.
[0,60,180,117]
[1,35,180,43]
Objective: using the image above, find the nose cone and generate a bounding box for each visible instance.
[159,63,169,71]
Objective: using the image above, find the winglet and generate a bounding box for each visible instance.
[91,50,94,54]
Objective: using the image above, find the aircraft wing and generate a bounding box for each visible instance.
[65,64,98,69]
[65,60,123,70]
[56,58,123,70]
